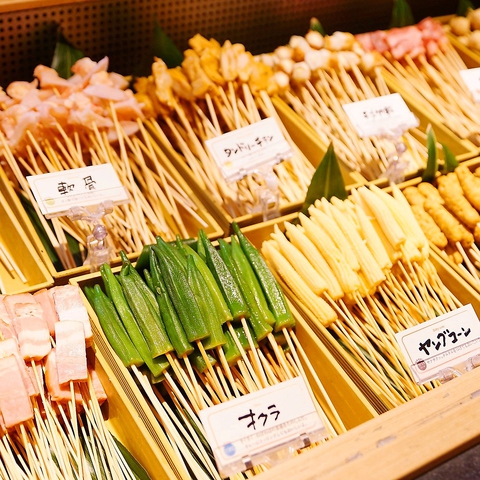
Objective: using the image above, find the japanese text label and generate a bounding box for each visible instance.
[459,68,480,103]
[204,117,293,183]
[27,164,130,217]
[199,376,326,477]
[395,304,480,384]
[342,92,419,138]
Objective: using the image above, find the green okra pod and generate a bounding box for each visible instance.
[232,222,294,331]
[86,284,143,368]
[100,264,170,376]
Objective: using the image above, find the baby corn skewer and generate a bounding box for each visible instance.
[261,185,462,408]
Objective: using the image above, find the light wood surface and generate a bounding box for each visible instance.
[257,366,480,479]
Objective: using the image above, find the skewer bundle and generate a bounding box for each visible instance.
[0,286,141,479]
[403,163,480,286]
[357,17,480,146]
[446,8,480,52]
[0,56,214,271]
[260,184,462,408]
[87,229,344,479]
[256,29,429,181]
[135,36,316,218]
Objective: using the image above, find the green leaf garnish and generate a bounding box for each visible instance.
[457,0,475,16]
[112,436,152,480]
[309,17,325,35]
[51,30,84,79]
[422,125,438,183]
[389,0,415,28]
[441,143,459,173]
[300,143,347,216]
[152,19,184,68]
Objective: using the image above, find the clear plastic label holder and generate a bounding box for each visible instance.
[224,426,324,478]
[411,345,480,385]
[199,375,326,478]
[26,164,130,272]
[377,123,416,185]
[204,117,293,221]
[65,201,115,272]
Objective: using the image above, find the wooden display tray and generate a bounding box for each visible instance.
[0,145,224,284]
[70,267,379,479]
[380,17,480,155]
[256,365,480,480]
[0,180,53,294]
[272,85,478,188]
[238,211,480,413]
[94,339,188,480]
[150,99,366,235]
[381,71,479,156]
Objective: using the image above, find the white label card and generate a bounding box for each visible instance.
[342,93,419,138]
[204,117,293,183]
[27,164,130,217]
[199,376,326,477]
[459,68,480,103]
[395,304,480,384]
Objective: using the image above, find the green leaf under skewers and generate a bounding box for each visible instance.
[309,17,325,36]
[112,436,152,480]
[51,30,84,79]
[457,0,475,16]
[441,143,459,173]
[152,19,184,69]
[300,143,347,216]
[422,125,438,183]
[389,0,415,28]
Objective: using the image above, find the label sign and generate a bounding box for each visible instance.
[27,164,130,217]
[199,376,325,477]
[395,304,480,384]
[342,93,419,138]
[204,117,293,183]
[459,68,480,103]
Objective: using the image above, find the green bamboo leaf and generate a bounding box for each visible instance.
[441,143,459,173]
[422,125,438,183]
[389,0,415,28]
[51,31,84,79]
[300,143,347,216]
[152,19,183,68]
[112,436,152,480]
[457,0,475,16]
[309,17,325,35]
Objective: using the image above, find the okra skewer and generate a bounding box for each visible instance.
[232,222,346,433]
[199,230,266,392]
[152,238,234,404]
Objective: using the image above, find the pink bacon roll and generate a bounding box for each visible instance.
[34,288,59,337]
[0,337,39,397]
[0,354,33,429]
[44,349,82,405]
[88,366,107,406]
[54,320,88,385]
[52,285,93,347]
[5,294,51,361]
[0,295,15,340]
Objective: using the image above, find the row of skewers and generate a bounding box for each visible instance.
[86,226,344,479]
[0,285,145,479]
[403,162,480,288]
[260,184,463,408]
[0,57,219,272]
